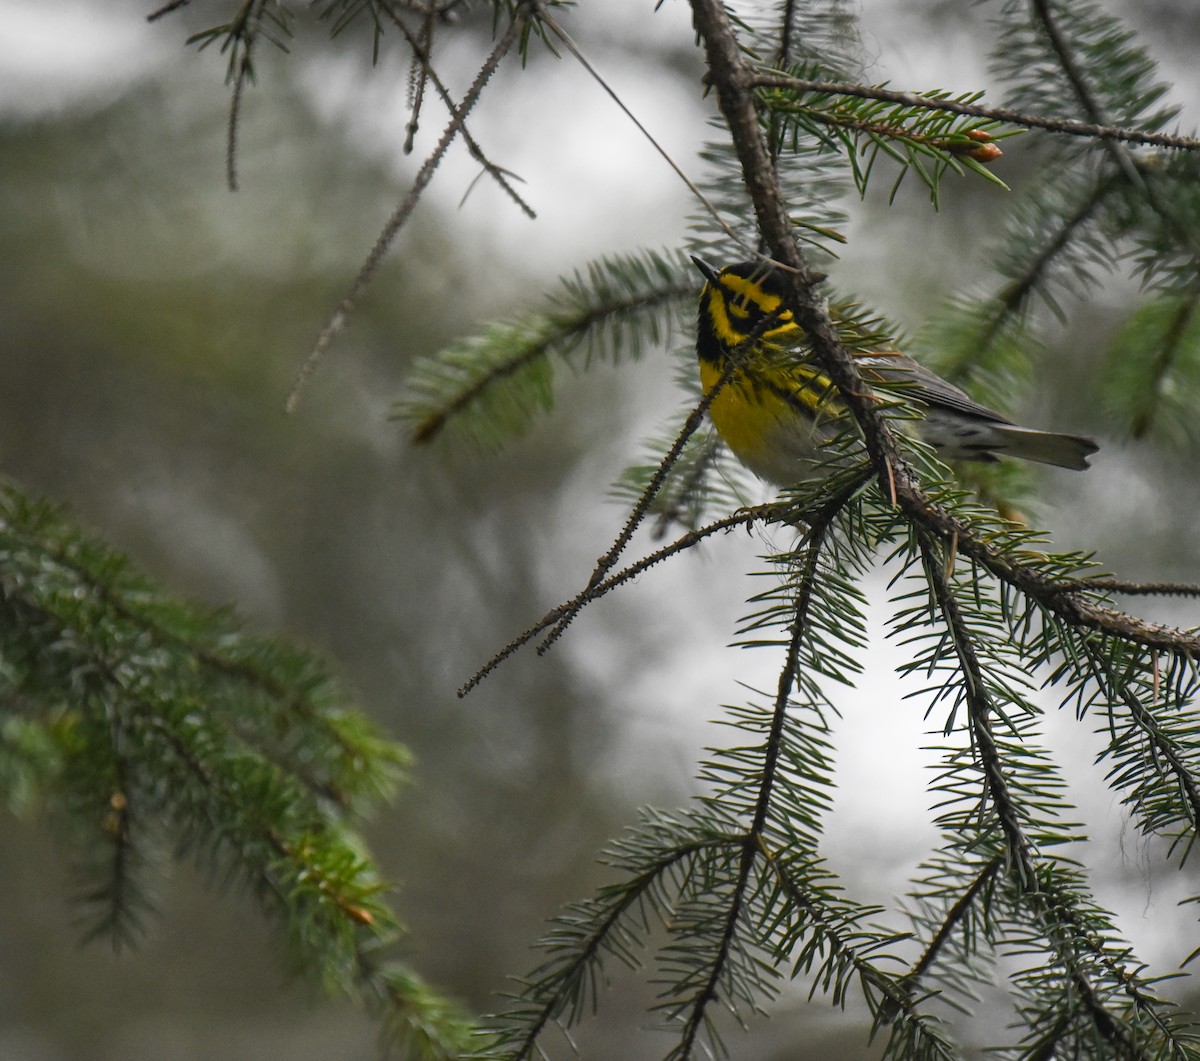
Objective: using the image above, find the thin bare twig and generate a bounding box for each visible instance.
[535,296,816,653]
[458,501,790,697]
[537,7,750,256]
[285,4,531,414]
[536,362,737,652]
[382,1,536,219]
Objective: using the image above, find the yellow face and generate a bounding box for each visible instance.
[702,264,803,353]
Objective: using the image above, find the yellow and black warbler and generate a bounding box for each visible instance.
[693,257,1098,486]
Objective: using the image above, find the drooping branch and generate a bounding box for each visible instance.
[916,535,1158,1057]
[286,3,533,413]
[382,1,536,219]
[677,469,842,1057]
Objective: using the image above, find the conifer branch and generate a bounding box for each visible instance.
[915,539,1179,1056]
[1129,292,1200,438]
[912,492,1200,659]
[677,480,836,1057]
[755,837,954,1048]
[1079,578,1200,599]
[0,484,466,1049]
[905,857,1001,988]
[952,169,1120,382]
[504,836,735,1060]
[918,533,1038,887]
[404,260,693,446]
[693,0,1200,664]
[1029,0,1119,135]
[1085,652,1200,840]
[749,74,1200,152]
[1028,0,1200,272]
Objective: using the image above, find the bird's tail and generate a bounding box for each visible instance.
[990,424,1099,470]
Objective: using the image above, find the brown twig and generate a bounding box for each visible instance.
[285,4,532,414]
[458,501,794,696]
[382,1,536,219]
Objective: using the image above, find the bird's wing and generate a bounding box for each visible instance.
[857,352,1014,426]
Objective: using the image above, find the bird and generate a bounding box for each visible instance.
[692,256,1098,487]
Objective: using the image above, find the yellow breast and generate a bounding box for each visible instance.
[698,356,837,486]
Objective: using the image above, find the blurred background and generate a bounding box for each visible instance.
[1,1,1199,1058]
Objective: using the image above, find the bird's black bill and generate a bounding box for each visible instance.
[690,255,721,284]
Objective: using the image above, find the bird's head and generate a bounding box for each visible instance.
[691,257,804,358]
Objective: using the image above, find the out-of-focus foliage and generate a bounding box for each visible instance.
[0,481,476,1056]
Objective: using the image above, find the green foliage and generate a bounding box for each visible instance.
[991,0,1178,134]
[378,0,1200,1054]
[1102,295,1200,444]
[0,481,471,1055]
[394,248,696,451]
[760,70,1011,207]
[184,0,296,83]
[921,0,1200,414]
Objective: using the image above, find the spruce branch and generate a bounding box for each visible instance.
[223,0,268,191]
[748,74,1200,153]
[1026,0,1200,277]
[675,531,826,1057]
[399,250,694,448]
[4,513,396,810]
[1080,647,1200,856]
[755,837,959,1056]
[917,532,1038,887]
[691,0,1200,664]
[903,857,1002,994]
[949,167,1121,382]
[477,827,744,1060]
[1129,293,1200,439]
[0,484,472,1053]
[909,539,1188,1055]
[536,361,737,654]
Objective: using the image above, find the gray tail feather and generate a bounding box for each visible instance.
[990,424,1099,470]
